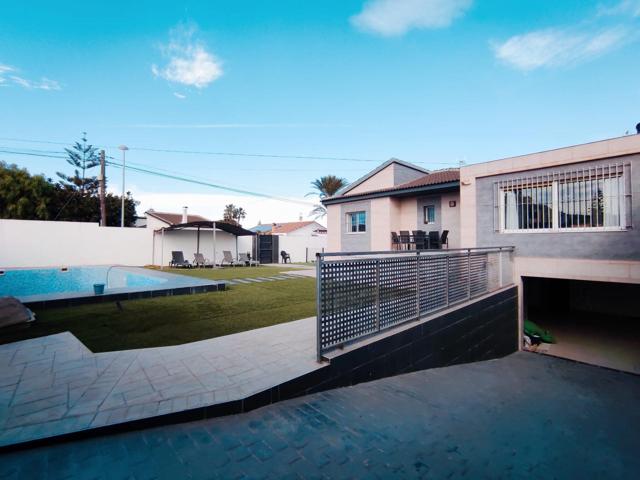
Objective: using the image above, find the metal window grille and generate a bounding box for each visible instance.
[495,162,631,232]
[316,247,514,359]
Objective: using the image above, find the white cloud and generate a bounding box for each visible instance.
[598,0,640,17]
[173,92,186,99]
[351,0,472,36]
[493,27,630,71]
[0,64,60,90]
[152,23,222,89]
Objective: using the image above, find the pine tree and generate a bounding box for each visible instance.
[57,132,100,194]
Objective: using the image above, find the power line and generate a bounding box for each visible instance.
[0,149,66,159]
[0,148,369,172]
[0,135,459,165]
[104,159,317,207]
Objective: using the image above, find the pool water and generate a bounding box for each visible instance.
[0,266,167,299]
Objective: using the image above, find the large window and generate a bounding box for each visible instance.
[347,211,366,233]
[497,164,628,232]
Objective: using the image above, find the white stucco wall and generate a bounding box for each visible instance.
[278,234,327,262]
[0,219,153,268]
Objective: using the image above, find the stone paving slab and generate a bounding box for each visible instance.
[2,353,639,479]
[0,317,321,448]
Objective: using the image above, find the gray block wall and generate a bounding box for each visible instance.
[475,154,640,260]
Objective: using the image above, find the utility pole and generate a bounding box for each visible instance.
[118,145,129,227]
[99,150,107,227]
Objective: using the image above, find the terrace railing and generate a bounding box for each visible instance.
[316,247,514,360]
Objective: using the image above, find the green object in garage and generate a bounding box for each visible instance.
[524,319,556,344]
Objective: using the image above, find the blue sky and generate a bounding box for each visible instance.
[1,0,639,225]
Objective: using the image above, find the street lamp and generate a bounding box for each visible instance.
[118,145,129,227]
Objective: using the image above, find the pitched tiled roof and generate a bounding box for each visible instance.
[331,169,459,200]
[271,221,319,234]
[146,211,210,225]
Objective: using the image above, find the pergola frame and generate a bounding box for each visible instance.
[152,221,256,269]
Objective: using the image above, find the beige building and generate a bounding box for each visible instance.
[323,135,640,372]
[324,159,461,252]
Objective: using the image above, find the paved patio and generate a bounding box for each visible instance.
[2,352,638,479]
[0,317,320,448]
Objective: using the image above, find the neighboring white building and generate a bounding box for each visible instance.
[249,221,328,263]
[250,221,326,236]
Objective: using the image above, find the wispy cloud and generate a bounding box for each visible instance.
[351,0,472,36]
[0,63,61,90]
[126,123,351,129]
[598,0,640,17]
[152,23,222,89]
[493,1,639,71]
[173,92,186,99]
[493,27,630,71]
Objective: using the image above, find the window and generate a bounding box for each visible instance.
[347,211,366,233]
[497,164,628,232]
[501,182,553,230]
[424,205,436,224]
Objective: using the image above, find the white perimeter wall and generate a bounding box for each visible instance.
[0,219,325,268]
[0,219,153,268]
[277,234,327,263]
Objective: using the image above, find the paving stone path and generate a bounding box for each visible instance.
[0,318,320,448]
[2,352,639,479]
[224,273,313,286]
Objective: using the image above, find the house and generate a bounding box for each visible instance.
[145,208,211,230]
[249,220,328,263]
[323,158,460,251]
[250,221,326,236]
[460,134,640,373]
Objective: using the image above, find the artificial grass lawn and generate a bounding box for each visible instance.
[0,278,316,353]
[151,265,307,281]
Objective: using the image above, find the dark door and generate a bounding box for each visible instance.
[258,235,279,263]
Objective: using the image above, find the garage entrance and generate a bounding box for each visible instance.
[523,277,640,374]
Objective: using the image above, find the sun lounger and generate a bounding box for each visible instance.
[222,250,242,267]
[170,251,192,268]
[238,252,259,267]
[193,253,214,268]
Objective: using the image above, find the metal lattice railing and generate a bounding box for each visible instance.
[316,247,514,360]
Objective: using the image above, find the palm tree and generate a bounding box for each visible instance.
[307,175,348,218]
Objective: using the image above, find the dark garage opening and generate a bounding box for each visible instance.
[523,277,640,374]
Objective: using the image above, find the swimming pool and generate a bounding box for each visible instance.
[0,266,225,307]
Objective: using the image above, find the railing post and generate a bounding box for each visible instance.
[467,249,472,300]
[316,253,322,362]
[416,251,421,320]
[375,258,381,333]
[445,255,450,307]
[498,248,503,288]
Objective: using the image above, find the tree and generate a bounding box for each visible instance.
[0,162,55,219]
[0,160,139,226]
[57,132,100,194]
[307,175,348,218]
[222,204,247,226]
